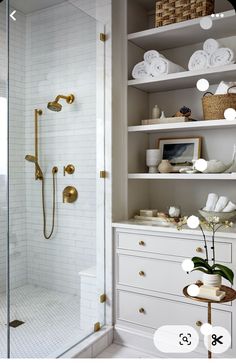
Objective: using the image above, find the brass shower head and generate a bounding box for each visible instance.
[47,94,75,112]
[25,154,44,180]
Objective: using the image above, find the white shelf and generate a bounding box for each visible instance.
[128,64,236,92]
[128,173,236,180]
[128,10,236,51]
[128,119,236,134]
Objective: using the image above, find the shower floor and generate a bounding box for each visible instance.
[0,285,89,358]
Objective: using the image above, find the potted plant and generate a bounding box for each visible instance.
[178,215,234,287]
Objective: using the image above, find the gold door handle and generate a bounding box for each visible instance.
[196,247,203,253]
[196,321,203,327]
[139,308,145,314]
[139,271,145,277]
[139,241,145,246]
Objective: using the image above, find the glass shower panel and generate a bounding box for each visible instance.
[8,0,105,358]
[0,0,8,358]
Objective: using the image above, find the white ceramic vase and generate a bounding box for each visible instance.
[146,149,161,173]
[202,273,222,287]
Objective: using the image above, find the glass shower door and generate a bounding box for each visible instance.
[7,0,105,358]
[0,0,8,358]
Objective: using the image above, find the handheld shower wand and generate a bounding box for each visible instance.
[25,155,44,180]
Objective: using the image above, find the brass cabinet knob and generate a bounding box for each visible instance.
[196,321,203,327]
[139,308,145,314]
[196,247,203,253]
[139,241,145,246]
[139,271,145,276]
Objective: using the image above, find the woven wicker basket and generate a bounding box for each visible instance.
[202,86,236,120]
[155,0,215,27]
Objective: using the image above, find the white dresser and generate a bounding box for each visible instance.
[113,222,236,358]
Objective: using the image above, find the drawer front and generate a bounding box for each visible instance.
[117,232,231,263]
[118,254,203,296]
[117,290,232,334]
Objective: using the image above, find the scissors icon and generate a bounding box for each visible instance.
[212,334,223,346]
[179,333,192,346]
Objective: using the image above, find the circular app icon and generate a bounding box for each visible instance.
[204,326,231,354]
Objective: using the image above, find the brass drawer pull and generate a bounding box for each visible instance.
[196,321,203,327]
[196,280,203,285]
[139,308,145,314]
[196,247,203,253]
[139,271,145,276]
[139,241,145,246]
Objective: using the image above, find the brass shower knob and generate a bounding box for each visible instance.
[64,164,75,176]
[63,186,78,203]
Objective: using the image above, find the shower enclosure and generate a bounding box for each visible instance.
[0,0,106,358]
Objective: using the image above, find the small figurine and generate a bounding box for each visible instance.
[174,106,195,120]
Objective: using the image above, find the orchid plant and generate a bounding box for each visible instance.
[177,215,234,285]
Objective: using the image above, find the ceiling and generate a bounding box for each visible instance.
[10,0,66,14]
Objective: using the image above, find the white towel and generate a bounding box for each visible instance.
[144,50,163,65]
[203,193,219,212]
[214,196,229,212]
[203,39,220,55]
[223,201,236,212]
[209,48,235,68]
[215,81,236,95]
[132,61,149,79]
[188,50,209,71]
[149,58,185,76]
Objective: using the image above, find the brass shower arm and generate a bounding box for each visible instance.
[54,94,74,104]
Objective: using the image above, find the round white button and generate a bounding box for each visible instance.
[204,326,231,354]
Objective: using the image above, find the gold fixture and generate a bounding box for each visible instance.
[25,108,59,240]
[196,247,203,253]
[94,322,101,332]
[47,94,75,112]
[196,321,203,327]
[34,109,42,180]
[139,241,145,246]
[139,271,145,276]
[100,170,107,179]
[100,33,106,42]
[100,294,107,303]
[63,186,78,203]
[64,164,75,176]
[139,308,145,314]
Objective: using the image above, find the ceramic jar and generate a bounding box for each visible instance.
[158,160,173,173]
[146,149,161,173]
[202,273,222,287]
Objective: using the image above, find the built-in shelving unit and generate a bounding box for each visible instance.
[128,173,236,180]
[128,119,236,134]
[128,64,236,92]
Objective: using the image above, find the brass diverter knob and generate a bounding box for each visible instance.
[64,164,75,176]
[63,186,78,203]
[196,247,203,253]
[139,271,145,277]
[196,321,203,327]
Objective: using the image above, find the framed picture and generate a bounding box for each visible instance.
[157,137,202,166]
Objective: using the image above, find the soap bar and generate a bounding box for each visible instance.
[197,290,226,301]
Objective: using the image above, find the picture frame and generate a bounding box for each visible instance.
[157,137,202,167]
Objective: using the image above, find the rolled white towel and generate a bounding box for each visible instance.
[188,50,209,71]
[203,39,220,55]
[149,58,185,76]
[209,48,235,68]
[132,61,150,79]
[223,201,236,212]
[203,193,219,212]
[144,50,163,65]
[214,196,229,212]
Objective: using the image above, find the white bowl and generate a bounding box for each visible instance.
[198,209,236,222]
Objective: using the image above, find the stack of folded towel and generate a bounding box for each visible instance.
[188,38,235,71]
[132,50,185,79]
[203,193,236,212]
[197,285,225,301]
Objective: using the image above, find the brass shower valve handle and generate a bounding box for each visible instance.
[63,186,78,203]
[63,164,75,176]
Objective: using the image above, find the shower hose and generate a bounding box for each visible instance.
[41,167,58,239]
